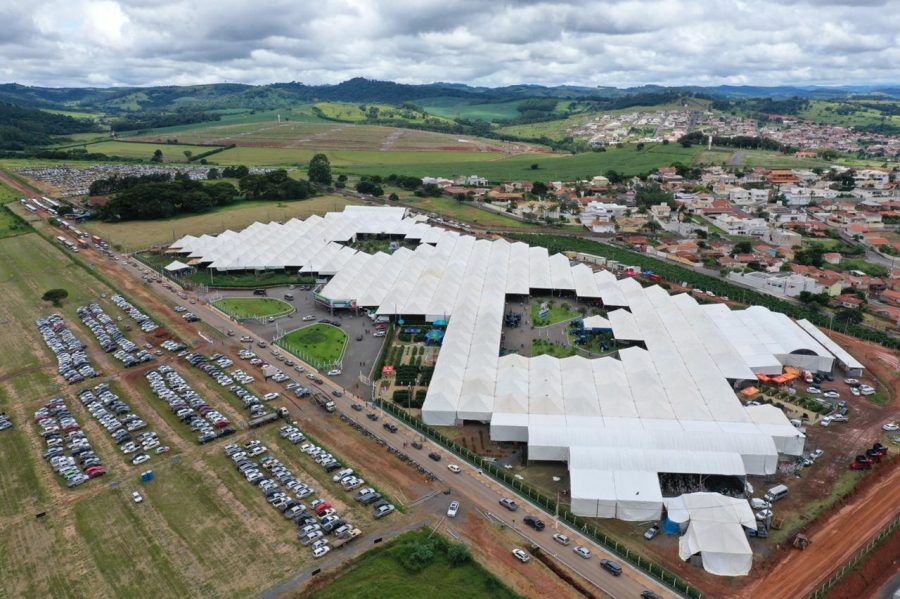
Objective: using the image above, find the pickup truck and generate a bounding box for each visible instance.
[314,393,336,413]
[332,526,362,549]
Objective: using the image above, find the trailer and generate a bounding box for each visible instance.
[249,407,289,428]
[314,393,336,413]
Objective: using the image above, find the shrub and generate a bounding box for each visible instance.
[447,543,471,566]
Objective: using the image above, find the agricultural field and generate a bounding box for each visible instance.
[347,143,703,181]
[418,97,524,121]
[0,205,31,239]
[306,529,520,599]
[279,323,348,366]
[129,118,541,155]
[314,102,453,125]
[213,297,293,320]
[75,141,220,162]
[82,195,358,251]
[498,114,591,141]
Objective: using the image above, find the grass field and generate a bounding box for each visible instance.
[75,141,220,162]
[314,102,453,125]
[82,195,357,251]
[531,301,580,326]
[279,323,347,365]
[307,529,520,599]
[799,99,900,129]
[0,205,32,239]
[213,297,293,320]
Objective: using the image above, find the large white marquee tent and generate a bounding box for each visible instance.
[170,207,862,530]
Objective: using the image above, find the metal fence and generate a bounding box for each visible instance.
[807,514,900,599]
[377,399,703,599]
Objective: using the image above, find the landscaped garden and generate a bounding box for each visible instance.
[278,323,347,368]
[530,299,580,327]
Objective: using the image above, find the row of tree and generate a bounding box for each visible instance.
[98,178,239,221]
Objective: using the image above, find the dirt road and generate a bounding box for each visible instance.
[744,460,900,599]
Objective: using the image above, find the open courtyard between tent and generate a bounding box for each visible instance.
[530,299,581,327]
[279,323,348,366]
[212,297,293,320]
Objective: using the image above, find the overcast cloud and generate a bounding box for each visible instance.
[2,0,898,88]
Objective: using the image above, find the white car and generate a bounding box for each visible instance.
[512,548,530,563]
[819,416,832,427]
[373,331,386,338]
[263,392,280,401]
[312,546,331,559]
[132,453,150,465]
[850,387,860,396]
[823,390,840,399]
[830,414,848,423]
[302,315,315,321]
[573,545,591,559]
[844,378,859,386]
[552,533,570,546]
[883,422,899,432]
[327,369,342,376]
[749,498,770,510]
[131,491,143,503]
[756,509,773,521]
[447,464,461,473]
[807,387,821,395]
[447,500,459,518]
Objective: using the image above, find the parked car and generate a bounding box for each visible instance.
[883,422,899,432]
[131,491,143,503]
[447,500,459,518]
[511,548,530,563]
[641,592,662,599]
[373,504,395,519]
[643,525,660,540]
[428,452,441,461]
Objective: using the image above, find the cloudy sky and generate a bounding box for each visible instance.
[2,0,898,89]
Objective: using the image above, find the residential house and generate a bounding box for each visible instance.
[728,271,824,298]
[823,252,842,265]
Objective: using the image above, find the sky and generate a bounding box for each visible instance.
[2,0,898,89]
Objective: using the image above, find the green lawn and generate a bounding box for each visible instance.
[531,339,576,358]
[0,204,32,239]
[213,297,293,320]
[531,301,579,326]
[418,97,524,121]
[279,323,348,367]
[308,529,521,599]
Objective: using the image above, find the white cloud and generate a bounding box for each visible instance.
[5,0,899,88]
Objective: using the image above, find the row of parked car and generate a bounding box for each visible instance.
[0,412,13,432]
[239,349,310,396]
[145,365,235,443]
[849,442,889,470]
[183,352,279,423]
[77,302,155,367]
[299,441,395,520]
[78,383,167,465]
[35,396,105,487]
[224,440,358,558]
[111,294,158,333]
[160,340,186,352]
[36,314,98,384]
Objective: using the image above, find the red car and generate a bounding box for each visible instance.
[314,502,332,515]
[850,461,871,470]
[85,466,107,478]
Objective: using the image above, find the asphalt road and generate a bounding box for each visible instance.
[119,260,677,598]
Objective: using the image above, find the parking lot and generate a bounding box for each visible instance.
[201,285,386,395]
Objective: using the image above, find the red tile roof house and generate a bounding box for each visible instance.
[831,294,863,309]
[823,252,842,265]
[881,289,900,308]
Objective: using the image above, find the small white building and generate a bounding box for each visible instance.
[728,271,823,298]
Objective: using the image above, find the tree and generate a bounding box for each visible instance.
[42,288,69,306]
[531,181,548,197]
[207,168,220,180]
[183,150,192,160]
[388,192,399,202]
[307,153,332,185]
[446,544,471,566]
[835,308,863,325]
[530,163,539,170]
[732,240,753,255]
[151,149,163,163]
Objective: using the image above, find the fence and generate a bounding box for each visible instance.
[807,514,900,599]
[376,399,703,599]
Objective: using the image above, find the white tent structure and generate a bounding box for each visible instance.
[164,260,191,273]
[168,207,867,532]
[668,493,757,577]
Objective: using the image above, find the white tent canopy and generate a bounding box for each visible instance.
[669,493,756,577]
[164,260,191,272]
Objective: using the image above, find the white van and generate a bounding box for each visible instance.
[764,484,789,504]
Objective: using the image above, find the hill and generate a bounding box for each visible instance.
[0,102,100,150]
